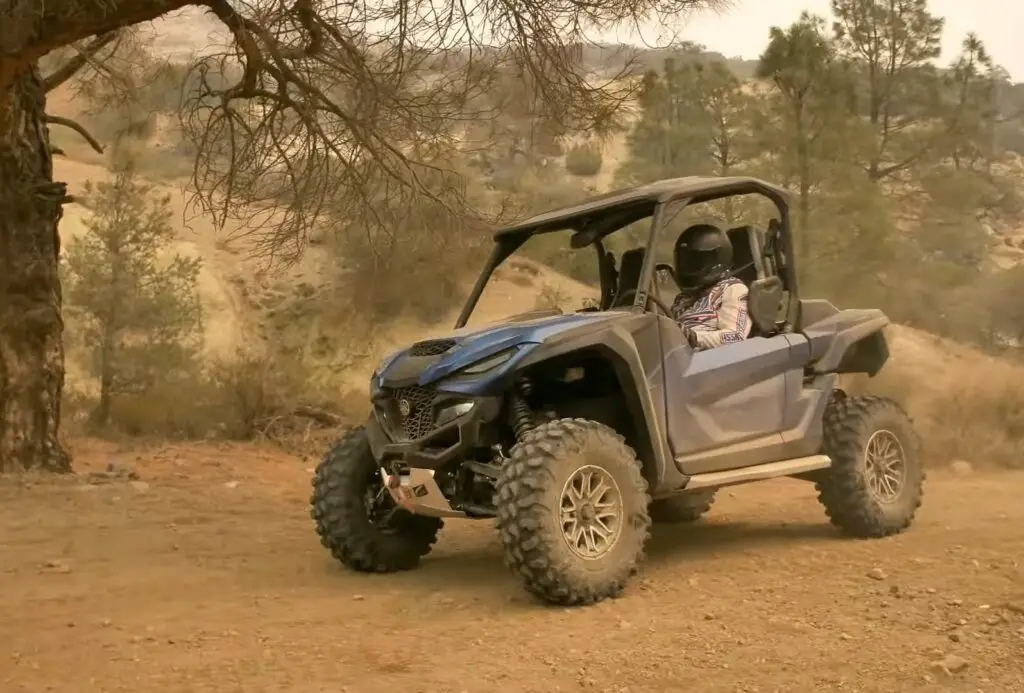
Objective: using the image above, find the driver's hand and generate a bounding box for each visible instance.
[681,325,700,349]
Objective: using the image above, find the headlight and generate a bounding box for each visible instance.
[460,348,518,375]
[435,401,475,426]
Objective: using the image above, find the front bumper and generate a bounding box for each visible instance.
[364,394,502,470]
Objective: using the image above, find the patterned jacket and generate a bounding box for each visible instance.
[670,277,751,349]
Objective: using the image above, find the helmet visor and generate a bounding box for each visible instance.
[675,248,722,280]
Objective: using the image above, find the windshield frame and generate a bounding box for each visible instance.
[454,181,796,328]
[454,197,694,329]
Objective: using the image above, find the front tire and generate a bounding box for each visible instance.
[310,427,442,572]
[816,395,924,538]
[649,490,716,524]
[494,418,651,606]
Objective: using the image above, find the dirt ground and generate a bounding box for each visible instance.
[2,439,1023,693]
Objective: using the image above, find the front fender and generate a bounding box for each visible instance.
[512,318,683,492]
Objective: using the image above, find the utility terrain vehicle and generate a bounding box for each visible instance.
[311,176,924,606]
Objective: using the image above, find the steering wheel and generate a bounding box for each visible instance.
[614,289,674,317]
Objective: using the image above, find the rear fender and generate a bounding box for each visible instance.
[799,299,890,376]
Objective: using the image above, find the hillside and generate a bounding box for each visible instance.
[142,8,761,75]
[51,147,998,362]
[48,57,1024,368]
[52,142,1024,461]
[43,24,1024,468]
[53,149,597,383]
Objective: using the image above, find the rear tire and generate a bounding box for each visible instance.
[649,491,716,524]
[494,418,651,606]
[816,395,924,538]
[310,427,442,572]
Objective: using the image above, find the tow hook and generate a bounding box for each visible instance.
[387,461,411,491]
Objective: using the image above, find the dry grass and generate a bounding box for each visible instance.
[47,92,1022,466]
[863,366,1024,469]
[534,282,571,311]
[847,328,1024,469]
[62,345,354,446]
[61,266,1024,470]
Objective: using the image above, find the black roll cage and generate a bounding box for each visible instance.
[455,180,798,330]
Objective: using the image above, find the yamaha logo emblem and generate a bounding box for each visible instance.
[398,399,412,417]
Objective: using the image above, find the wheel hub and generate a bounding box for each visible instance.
[559,465,623,560]
[864,429,906,503]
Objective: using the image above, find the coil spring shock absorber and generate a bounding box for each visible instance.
[510,377,538,440]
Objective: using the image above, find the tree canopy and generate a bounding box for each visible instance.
[0,0,730,470]
[615,0,1021,331]
[9,0,731,258]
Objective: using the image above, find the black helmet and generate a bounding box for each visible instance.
[674,223,733,290]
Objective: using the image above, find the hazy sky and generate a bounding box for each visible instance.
[153,2,1023,81]
[602,0,1024,80]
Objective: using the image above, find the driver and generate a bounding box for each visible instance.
[671,223,751,350]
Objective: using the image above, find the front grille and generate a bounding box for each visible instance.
[409,339,456,357]
[387,385,438,440]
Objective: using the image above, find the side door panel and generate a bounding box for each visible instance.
[657,315,794,475]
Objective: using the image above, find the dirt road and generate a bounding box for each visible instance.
[2,440,1023,693]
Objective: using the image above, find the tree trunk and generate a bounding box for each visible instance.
[794,103,812,265]
[0,66,72,473]
[93,322,116,430]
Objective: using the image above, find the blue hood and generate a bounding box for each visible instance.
[376,311,623,390]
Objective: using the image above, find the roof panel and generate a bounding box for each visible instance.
[494,176,788,240]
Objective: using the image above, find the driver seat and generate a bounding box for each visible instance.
[611,248,646,307]
[725,225,763,285]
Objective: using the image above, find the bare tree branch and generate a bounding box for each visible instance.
[6,0,729,263]
[291,405,342,426]
[42,31,122,92]
[0,0,194,86]
[166,0,725,263]
[44,114,104,153]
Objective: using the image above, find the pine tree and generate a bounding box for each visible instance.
[61,161,203,428]
[757,14,846,233]
[619,50,760,192]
